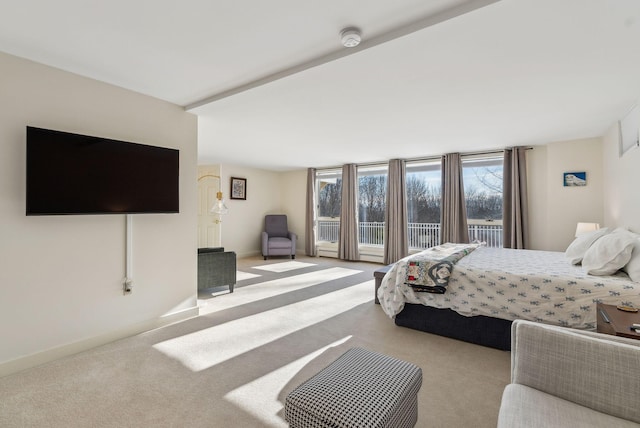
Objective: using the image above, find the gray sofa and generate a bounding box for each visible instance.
[197,247,236,293]
[498,319,640,427]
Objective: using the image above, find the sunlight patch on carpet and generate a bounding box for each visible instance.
[252,261,316,273]
[199,267,362,313]
[153,278,372,372]
[224,336,352,427]
[236,271,261,281]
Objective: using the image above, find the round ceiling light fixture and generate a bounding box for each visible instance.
[340,27,361,48]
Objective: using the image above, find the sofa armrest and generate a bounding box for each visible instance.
[510,319,640,423]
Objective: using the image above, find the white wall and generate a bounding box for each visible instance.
[212,164,285,257]
[527,138,604,251]
[280,169,308,252]
[525,145,548,251]
[602,122,640,232]
[0,52,198,375]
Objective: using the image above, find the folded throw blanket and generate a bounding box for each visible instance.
[405,243,479,293]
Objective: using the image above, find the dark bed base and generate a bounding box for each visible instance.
[395,304,513,351]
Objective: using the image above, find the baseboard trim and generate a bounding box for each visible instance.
[0,306,199,378]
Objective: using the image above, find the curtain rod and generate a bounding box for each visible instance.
[316,147,533,172]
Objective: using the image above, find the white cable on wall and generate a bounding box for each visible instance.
[124,214,133,294]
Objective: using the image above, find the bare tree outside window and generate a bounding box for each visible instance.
[406,175,441,224]
[358,175,386,223]
[318,178,342,218]
[463,158,503,221]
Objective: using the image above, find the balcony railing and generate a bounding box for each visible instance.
[317,219,503,248]
[318,219,340,243]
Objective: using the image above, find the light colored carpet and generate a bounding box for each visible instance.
[251,260,316,273]
[236,271,262,281]
[0,255,510,427]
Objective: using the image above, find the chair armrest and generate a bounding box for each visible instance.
[261,231,269,255]
[288,232,297,251]
[511,319,640,423]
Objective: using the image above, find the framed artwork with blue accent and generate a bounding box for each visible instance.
[563,172,586,187]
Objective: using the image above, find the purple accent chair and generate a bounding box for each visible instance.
[262,215,297,260]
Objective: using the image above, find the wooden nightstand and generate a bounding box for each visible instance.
[596,303,640,340]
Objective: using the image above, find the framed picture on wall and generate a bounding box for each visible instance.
[230,177,247,200]
[563,172,587,187]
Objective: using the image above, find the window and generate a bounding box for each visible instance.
[316,166,389,248]
[462,156,503,247]
[357,165,387,247]
[315,154,504,253]
[317,169,342,243]
[405,160,442,249]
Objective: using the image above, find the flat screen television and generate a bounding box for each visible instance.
[26,126,179,215]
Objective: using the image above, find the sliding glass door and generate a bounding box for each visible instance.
[357,165,387,247]
[462,155,503,247]
[406,160,442,249]
[317,169,342,244]
[315,154,504,258]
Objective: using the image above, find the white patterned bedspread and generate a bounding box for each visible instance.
[377,246,640,330]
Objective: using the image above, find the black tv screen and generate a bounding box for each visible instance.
[26,126,179,215]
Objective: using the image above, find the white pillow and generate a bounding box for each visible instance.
[582,231,636,276]
[565,227,609,265]
[618,229,640,282]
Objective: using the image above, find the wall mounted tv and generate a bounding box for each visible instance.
[26,126,179,215]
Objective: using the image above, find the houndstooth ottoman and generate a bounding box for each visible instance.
[284,347,422,428]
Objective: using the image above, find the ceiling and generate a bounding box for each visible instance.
[1,0,639,171]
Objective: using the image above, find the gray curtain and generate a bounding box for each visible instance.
[384,159,408,264]
[338,164,360,261]
[503,147,530,249]
[305,168,317,256]
[441,153,470,244]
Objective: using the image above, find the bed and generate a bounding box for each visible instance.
[377,243,640,350]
